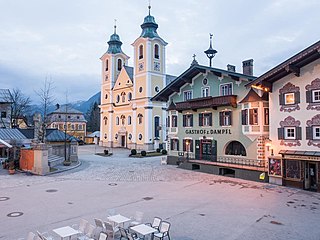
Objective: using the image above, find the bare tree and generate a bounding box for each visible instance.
[35,78,55,143]
[9,88,31,128]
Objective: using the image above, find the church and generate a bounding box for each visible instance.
[99,6,174,150]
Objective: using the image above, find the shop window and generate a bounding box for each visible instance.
[139,45,144,59]
[171,115,177,127]
[220,83,232,96]
[199,113,212,127]
[225,141,246,156]
[170,139,179,151]
[183,114,193,127]
[286,160,301,179]
[154,44,159,59]
[183,139,193,152]
[117,59,122,71]
[219,111,232,126]
[183,90,192,101]
[138,114,143,124]
[201,87,210,97]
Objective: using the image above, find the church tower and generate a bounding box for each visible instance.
[131,5,168,150]
[100,24,129,147]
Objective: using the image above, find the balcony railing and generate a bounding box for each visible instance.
[176,95,237,111]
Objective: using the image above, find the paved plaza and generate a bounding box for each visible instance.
[0,145,320,240]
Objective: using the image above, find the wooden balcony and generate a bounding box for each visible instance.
[176,95,237,111]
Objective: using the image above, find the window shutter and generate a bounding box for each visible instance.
[249,109,254,125]
[170,139,174,150]
[306,90,312,103]
[190,140,193,152]
[219,112,223,126]
[199,114,203,126]
[183,115,186,127]
[306,127,313,140]
[278,128,285,140]
[209,113,212,126]
[190,115,193,127]
[295,92,300,104]
[177,139,179,151]
[241,109,247,125]
[229,111,232,125]
[279,94,285,105]
[296,127,302,140]
[183,139,186,151]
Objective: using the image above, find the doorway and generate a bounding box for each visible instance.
[305,162,317,191]
[195,139,217,161]
[121,136,125,147]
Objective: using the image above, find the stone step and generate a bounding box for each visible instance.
[48,154,65,167]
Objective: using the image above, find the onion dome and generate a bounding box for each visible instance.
[107,24,124,54]
[140,5,160,38]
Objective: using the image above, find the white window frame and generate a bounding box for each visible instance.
[284,93,295,105]
[285,127,295,140]
[220,83,233,96]
[183,90,193,101]
[222,111,231,126]
[172,139,179,151]
[312,90,320,102]
[313,126,320,140]
[203,114,210,126]
[201,87,210,97]
[186,114,192,127]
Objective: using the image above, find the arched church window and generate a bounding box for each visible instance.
[128,92,132,101]
[116,116,119,125]
[104,116,108,125]
[138,113,143,124]
[106,59,109,71]
[128,115,132,125]
[225,141,246,156]
[139,45,144,59]
[116,95,120,103]
[154,44,159,59]
[117,59,122,71]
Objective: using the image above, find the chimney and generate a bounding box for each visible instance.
[55,103,60,110]
[242,59,254,76]
[227,64,236,72]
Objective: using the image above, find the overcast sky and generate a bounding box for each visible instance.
[0,0,319,103]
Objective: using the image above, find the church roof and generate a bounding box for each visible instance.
[239,89,268,103]
[124,66,134,81]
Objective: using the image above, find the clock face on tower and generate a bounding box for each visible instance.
[154,62,160,71]
[139,62,144,71]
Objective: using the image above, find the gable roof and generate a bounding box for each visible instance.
[247,40,320,90]
[0,129,28,141]
[18,128,75,142]
[152,64,256,102]
[48,105,83,115]
[123,66,134,81]
[239,89,268,103]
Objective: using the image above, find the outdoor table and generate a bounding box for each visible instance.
[107,214,131,228]
[53,226,79,240]
[130,224,158,240]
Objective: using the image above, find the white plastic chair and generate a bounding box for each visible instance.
[98,232,108,240]
[94,218,105,231]
[153,221,171,240]
[146,217,162,231]
[103,221,118,239]
[77,224,96,240]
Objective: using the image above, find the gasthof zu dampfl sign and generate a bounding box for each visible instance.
[185,129,231,135]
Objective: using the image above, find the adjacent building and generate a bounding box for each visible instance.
[47,104,87,141]
[0,89,12,128]
[99,7,174,150]
[249,40,320,191]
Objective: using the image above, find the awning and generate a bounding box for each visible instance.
[0,139,13,148]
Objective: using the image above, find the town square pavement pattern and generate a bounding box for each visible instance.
[0,145,320,240]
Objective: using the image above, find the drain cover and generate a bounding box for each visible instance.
[108,183,117,186]
[0,197,10,201]
[46,189,58,193]
[143,197,153,201]
[7,212,23,217]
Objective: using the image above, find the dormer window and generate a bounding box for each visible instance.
[117,59,122,71]
[154,44,159,59]
[139,45,144,59]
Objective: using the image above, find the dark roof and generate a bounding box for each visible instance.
[49,105,83,115]
[18,129,74,142]
[167,101,176,111]
[124,66,134,81]
[152,64,256,102]
[247,40,320,90]
[279,150,320,157]
[239,89,268,103]
[0,89,12,103]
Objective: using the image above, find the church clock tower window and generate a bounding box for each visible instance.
[139,45,144,59]
[154,44,159,59]
[105,59,109,71]
[117,59,122,71]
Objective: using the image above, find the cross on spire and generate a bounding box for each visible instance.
[148,0,151,15]
[193,54,196,60]
[114,19,117,34]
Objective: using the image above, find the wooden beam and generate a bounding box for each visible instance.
[285,64,300,77]
[229,74,240,81]
[211,70,222,77]
[182,77,192,84]
[261,81,273,92]
[169,86,180,93]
